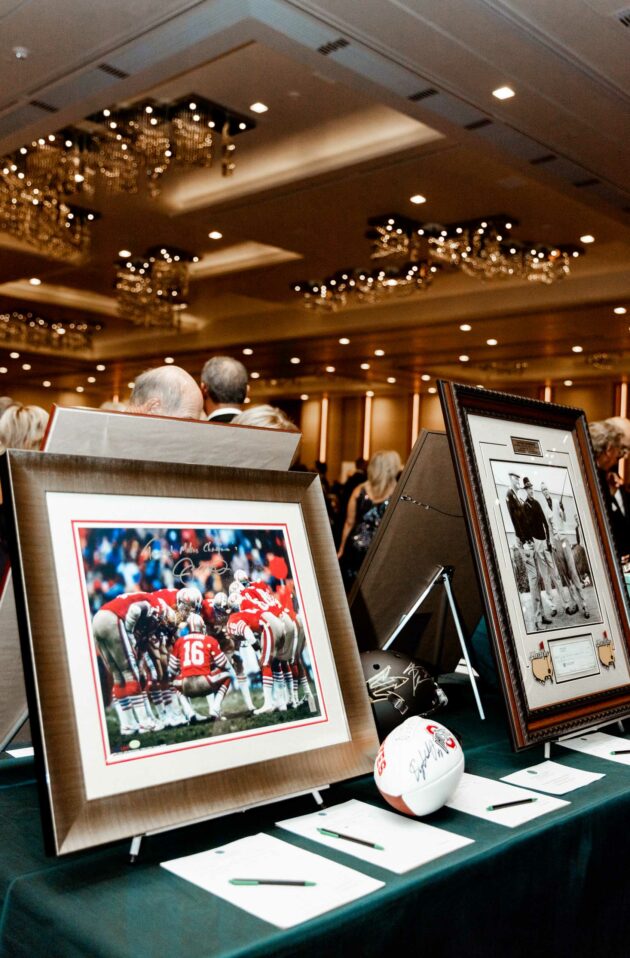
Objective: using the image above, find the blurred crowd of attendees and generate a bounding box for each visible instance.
[81,526,294,614]
[0,362,629,585]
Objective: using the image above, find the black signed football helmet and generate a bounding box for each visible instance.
[361,649,448,741]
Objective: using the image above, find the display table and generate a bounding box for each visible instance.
[2,681,630,958]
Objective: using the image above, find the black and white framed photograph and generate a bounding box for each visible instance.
[439,382,630,748]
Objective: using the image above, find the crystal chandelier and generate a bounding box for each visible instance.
[115,245,199,328]
[0,310,102,351]
[367,213,584,284]
[86,94,251,197]
[0,93,252,260]
[292,261,435,312]
[0,157,99,261]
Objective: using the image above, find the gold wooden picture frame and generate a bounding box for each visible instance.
[1,451,377,855]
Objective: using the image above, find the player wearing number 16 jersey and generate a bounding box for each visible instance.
[168,628,232,720]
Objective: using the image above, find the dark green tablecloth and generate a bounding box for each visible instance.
[2,682,630,958]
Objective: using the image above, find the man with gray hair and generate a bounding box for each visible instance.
[200,355,248,422]
[589,417,630,560]
[128,365,204,420]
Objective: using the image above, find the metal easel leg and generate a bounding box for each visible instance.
[129,834,143,864]
[382,567,445,652]
[441,571,485,721]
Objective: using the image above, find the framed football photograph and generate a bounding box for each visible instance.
[1,451,376,855]
[0,404,300,756]
[439,382,630,749]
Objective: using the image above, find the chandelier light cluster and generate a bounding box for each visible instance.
[0,159,99,261]
[115,245,199,328]
[293,213,585,311]
[367,213,584,284]
[0,310,102,351]
[292,262,436,311]
[85,94,254,197]
[0,94,252,260]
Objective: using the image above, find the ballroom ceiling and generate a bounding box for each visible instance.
[0,0,628,403]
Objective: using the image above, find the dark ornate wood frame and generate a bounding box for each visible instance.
[439,381,630,749]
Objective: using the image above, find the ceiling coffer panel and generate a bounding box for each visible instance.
[0,103,52,138]
[40,67,126,111]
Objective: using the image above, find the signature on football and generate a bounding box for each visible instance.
[409,738,449,783]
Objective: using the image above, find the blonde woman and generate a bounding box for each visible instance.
[0,402,49,453]
[337,449,402,589]
[232,404,299,432]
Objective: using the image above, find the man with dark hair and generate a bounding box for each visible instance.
[128,365,204,420]
[200,356,248,422]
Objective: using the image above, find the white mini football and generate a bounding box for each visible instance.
[374,716,464,817]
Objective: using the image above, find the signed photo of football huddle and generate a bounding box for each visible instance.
[79,523,323,758]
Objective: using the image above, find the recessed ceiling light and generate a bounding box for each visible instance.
[118,249,131,258]
[572,345,583,353]
[410,194,427,205]
[459,355,470,362]
[421,374,431,382]
[580,234,595,244]
[87,376,96,383]
[493,85,515,100]
[28,277,41,286]
[460,324,472,332]
[21,363,31,370]
[564,379,573,386]
[76,386,84,393]
[325,365,335,373]
[0,367,6,374]
[339,337,350,345]
[290,357,300,364]
[366,390,374,398]
[486,338,498,346]
[9,352,19,359]
[96,364,106,371]
[242,347,254,355]
[164,356,174,364]
[42,380,51,387]
[614,307,627,315]
[300,394,309,401]
[208,230,223,240]
[387,376,397,384]
[250,372,260,380]
[361,362,370,370]
[428,386,437,394]
[127,382,135,389]
[250,102,268,114]
[374,348,385,356]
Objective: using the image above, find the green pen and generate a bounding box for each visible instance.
[317,827,384,850]
[229,878,317,886]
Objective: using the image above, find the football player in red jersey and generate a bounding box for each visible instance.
[168,614,234,720]
[212,593,255,712]
[237,578,316,713]
[226,591,293,714]
[136,600,200,728]
[92,592,163,735]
